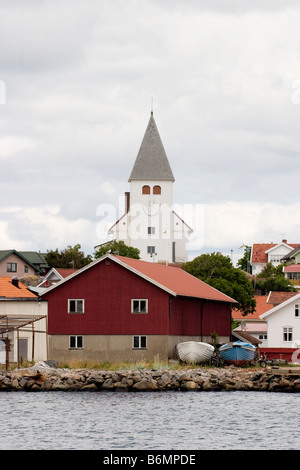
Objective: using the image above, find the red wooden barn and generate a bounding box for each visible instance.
[41,254,236,363]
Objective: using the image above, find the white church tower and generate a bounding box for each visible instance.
[107,112,192,263]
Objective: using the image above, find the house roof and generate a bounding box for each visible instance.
[232,330,262,345]
[49,267,78,278]
[231,295,271,320]
[267,291,299,305]
[251,242,300,264]
[283,264,300,273]
[128,113,175,182]
[41,254,237,304]
[0,249,48,272]
[281,246,300,261]
[18,251,48,267]
[260,292,300,319]
[0,277,38,299]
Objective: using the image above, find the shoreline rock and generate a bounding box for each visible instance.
[1,362,300,393]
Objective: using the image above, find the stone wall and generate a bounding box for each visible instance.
[1,362,300,392]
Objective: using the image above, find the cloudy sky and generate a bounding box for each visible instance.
[1,0,300,264]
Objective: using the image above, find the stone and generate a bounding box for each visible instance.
[180,381,199,391]
[81,383,97,391]
[132,379,158,391]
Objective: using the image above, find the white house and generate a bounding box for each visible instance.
[232,295,271,347]
[260,292,300,351]
[251,239,300,275]
[99,113,193,264]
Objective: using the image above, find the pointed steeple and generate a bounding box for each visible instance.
[128,113,175,182]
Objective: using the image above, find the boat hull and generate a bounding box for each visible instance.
[176,341,214,364]
[219,341,256,366]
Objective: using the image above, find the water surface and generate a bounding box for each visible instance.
[0,391,299,450]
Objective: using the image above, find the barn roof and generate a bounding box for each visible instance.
[41,254,237,304]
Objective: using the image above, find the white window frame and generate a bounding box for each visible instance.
[258,334,267,340]
[283,326,293,342]
[147,246,156,255]
[148,226,155,235]
[69,335,83,349]
[133,335,147,349]
[68,299,85,314]
[131,299,148,314]
[295,304,299,318]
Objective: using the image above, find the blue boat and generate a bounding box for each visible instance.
[219,341,256,366]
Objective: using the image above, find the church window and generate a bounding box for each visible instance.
[147,246,156,255]
[142,185,150,194]
[153,185,161,194]
[148,227,155,235]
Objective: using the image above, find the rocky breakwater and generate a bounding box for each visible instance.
[1,362,300,392]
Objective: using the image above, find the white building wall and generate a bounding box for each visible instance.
[264,299,300,348]
[266,244,293,266]
[110,180,190,263]
[0,300,48,363]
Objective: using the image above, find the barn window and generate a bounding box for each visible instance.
[131,299,148,313]
[133,335,147,349]
[142,185,150,194]
[69,335,83,349]
[68,299,84,313]
[153,185,161,194]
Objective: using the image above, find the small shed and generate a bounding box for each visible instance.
[0,277,48,368]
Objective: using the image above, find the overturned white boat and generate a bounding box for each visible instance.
[176,341,214,364]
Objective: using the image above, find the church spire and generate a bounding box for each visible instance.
[128,113,175,182]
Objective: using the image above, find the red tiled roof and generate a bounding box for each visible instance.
[232,296,271,319]
[267,291,299,305]
[55,268,78,278]
[251,243,300,264]
[0,277,37,298]
[114,255,236,303]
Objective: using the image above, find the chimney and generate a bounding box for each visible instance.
[12,276,19,288]
[125,192,130,213]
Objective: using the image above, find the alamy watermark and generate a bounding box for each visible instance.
[292,348,300,364]
[95,197,205,247]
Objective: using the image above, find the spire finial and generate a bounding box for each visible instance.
[151,96,153,116]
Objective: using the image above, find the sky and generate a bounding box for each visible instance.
[1,0,300,265]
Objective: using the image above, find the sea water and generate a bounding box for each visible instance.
[0,391,299,450]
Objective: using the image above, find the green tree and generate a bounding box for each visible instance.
[254,262,296,294]
[45,244,93,269]
[237,245,252,273]
[182,252,256,316]
[94,240,140,259]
